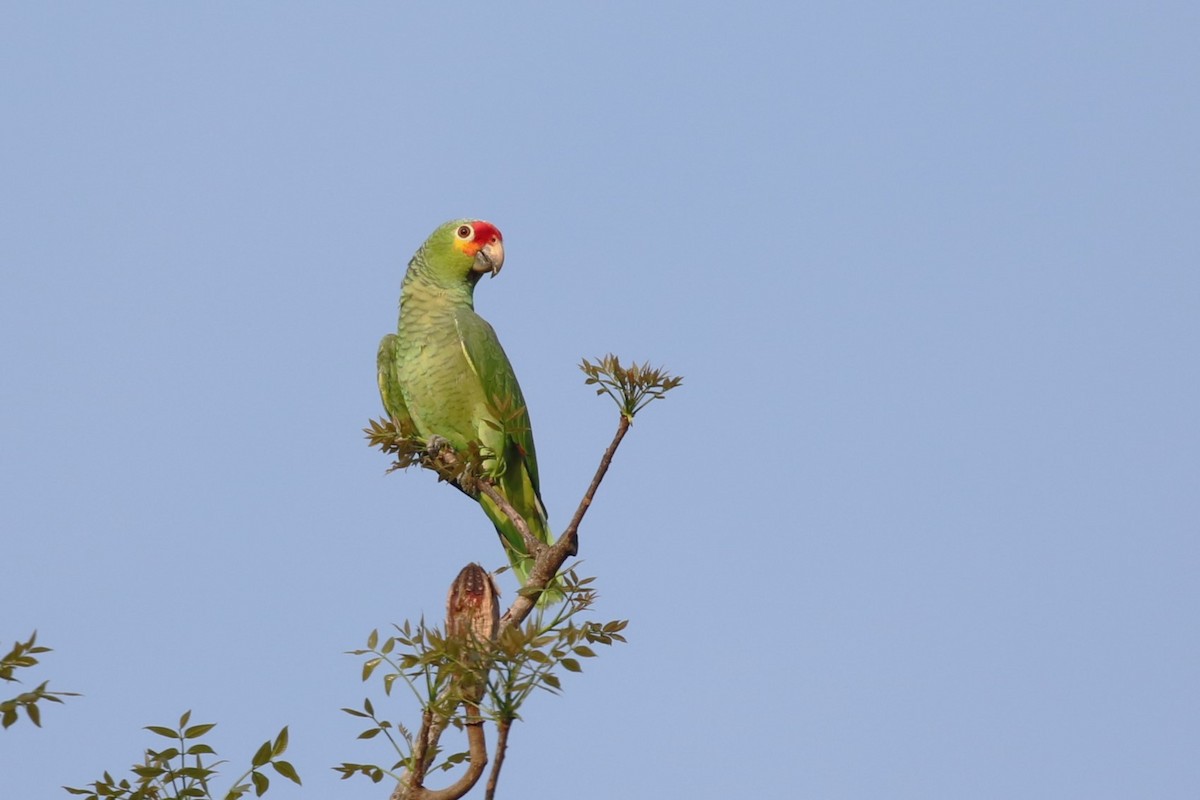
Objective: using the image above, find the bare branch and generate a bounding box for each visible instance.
[393,714,488,800]
[560,414,631,554]
[500,413,632,631]
[476,481,544,558]
[410,713,487,800]
[484,720,512,800]
[392,709,435,800]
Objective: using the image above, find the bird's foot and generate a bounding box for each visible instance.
[425,434,452,458]
[424,435,476,489]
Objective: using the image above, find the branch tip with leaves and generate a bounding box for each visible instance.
[64,711,300,800]
[1,631,78,730]
[580,354,682,421]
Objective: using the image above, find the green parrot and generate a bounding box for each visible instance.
[378,219,560,602]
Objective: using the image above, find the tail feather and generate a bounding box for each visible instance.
[480,494,565,606]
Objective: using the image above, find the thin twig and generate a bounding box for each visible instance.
[484,720,512,800]
[560,414,630,548]
[500,414,632,631]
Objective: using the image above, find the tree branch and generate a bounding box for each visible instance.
[560,414,631,552]
[500,413,632,631]
[371,354,676,800]
[409,710,487,800]
[392,711,488,800]
[476,481,545,557]
[397,412,633,800]
[484,720,511,800]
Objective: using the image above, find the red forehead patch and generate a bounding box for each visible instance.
[470,220,502,243]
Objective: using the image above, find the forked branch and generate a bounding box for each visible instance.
[370,355,680,800]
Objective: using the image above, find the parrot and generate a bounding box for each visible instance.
[377,219,561,603]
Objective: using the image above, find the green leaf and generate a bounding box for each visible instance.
[145,725,179,739]
[367,629,379,649]
[272,726,289,756]
[561,658,582,673]
[183,723,216,739]
[271,760,301,785]
[358,728,382,739]
[362,657,381,681]
[251,739,272,768]
[251,770,269,797]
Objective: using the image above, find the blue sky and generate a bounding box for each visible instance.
[3,3,1198,798]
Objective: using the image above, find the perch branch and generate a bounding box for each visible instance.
[406,412,633,797]
[476,480,545,557]
[500,413,632,631]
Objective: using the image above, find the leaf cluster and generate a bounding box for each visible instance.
[335,571,627,787]
[334,698,472,784]
[363,419,491,493]
[580,354,682,420]
[363,417,426,473]
[64,711,300,800]
[336,620,487,782]
[1,630,78,729]
[486,573,627,721]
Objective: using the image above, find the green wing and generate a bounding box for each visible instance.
[377,333,414,432]
[452,305,558,606]
[451,307,562,604]
[453,308,544,507]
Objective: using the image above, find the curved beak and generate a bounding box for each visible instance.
[472,238,505,277]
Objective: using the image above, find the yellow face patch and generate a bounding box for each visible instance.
[453,237,481,257]
[452,222,480,256]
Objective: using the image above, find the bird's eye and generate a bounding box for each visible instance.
[456,224,474,240]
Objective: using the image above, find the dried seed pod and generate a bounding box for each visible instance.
[446,563,500,641]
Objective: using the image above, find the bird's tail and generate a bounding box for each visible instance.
[480,495,565,607]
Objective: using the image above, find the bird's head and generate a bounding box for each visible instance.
[420,219,505,285]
